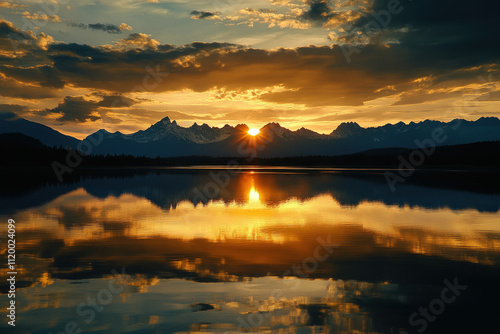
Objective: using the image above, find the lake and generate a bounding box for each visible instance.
[1,167,499,333]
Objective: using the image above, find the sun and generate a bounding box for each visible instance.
[248,128,260,136]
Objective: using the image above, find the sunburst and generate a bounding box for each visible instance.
[248,128,260,136]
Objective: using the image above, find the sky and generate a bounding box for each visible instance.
[0,0,499,139]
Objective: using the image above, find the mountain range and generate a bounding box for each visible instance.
[2,112,500,157]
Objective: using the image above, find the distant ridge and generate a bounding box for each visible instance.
[2,111,500,158]
[2,133,500,171]
[0,112,78,148]
[85,116,500,157]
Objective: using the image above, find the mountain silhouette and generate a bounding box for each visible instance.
[86,116,500,157]
[0,112,79,148]
[2,168,500,217]
[2,112,500,157]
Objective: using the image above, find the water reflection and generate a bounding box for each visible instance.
[0,168,499,333]
[2,169,500,215]
[248,178,260,203]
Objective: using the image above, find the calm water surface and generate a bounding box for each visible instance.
[1,168,499,333]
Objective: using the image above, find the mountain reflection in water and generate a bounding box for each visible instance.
[0,168,499,333]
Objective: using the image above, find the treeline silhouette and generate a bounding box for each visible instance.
[2,132,500,169]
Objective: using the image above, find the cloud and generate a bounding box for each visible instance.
[95,94,139,108]
[0,64,65,88]
[43,39,497,106]
[0,15,499,111]
[119,23,133,31]
[0,18,35,47]
[89,23,123,33]
[190,10,221,20]
[475,90,500,102]
[347,0,500,49]
[189,0,355,30]
[0,20,55,54]
[41,96,101,122]
[70,22,134,34]
[17,11,62,23]
[114,33,161,49]
[0,73,57,99]
[0,1,26,9]
[41,94,140,123]
[299,0,337,23]
[21,38,491,107]
[236,8,310,29]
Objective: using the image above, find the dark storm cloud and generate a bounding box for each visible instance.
[190,10,220,20]
[88,23,122,33]
[41,96,101,122]
[49,42,101,58]
[41,94,139,123]
[300,0,337,23]
[0,19,33,43]
[0,65,64,88]
[70,23,129,34]
[97,94,138,108]
[0,19,42,58]
[350,0,500,69]
[356,0,500,29]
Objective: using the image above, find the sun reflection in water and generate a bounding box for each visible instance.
[249,187,260,202]
[248,177,261,203]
